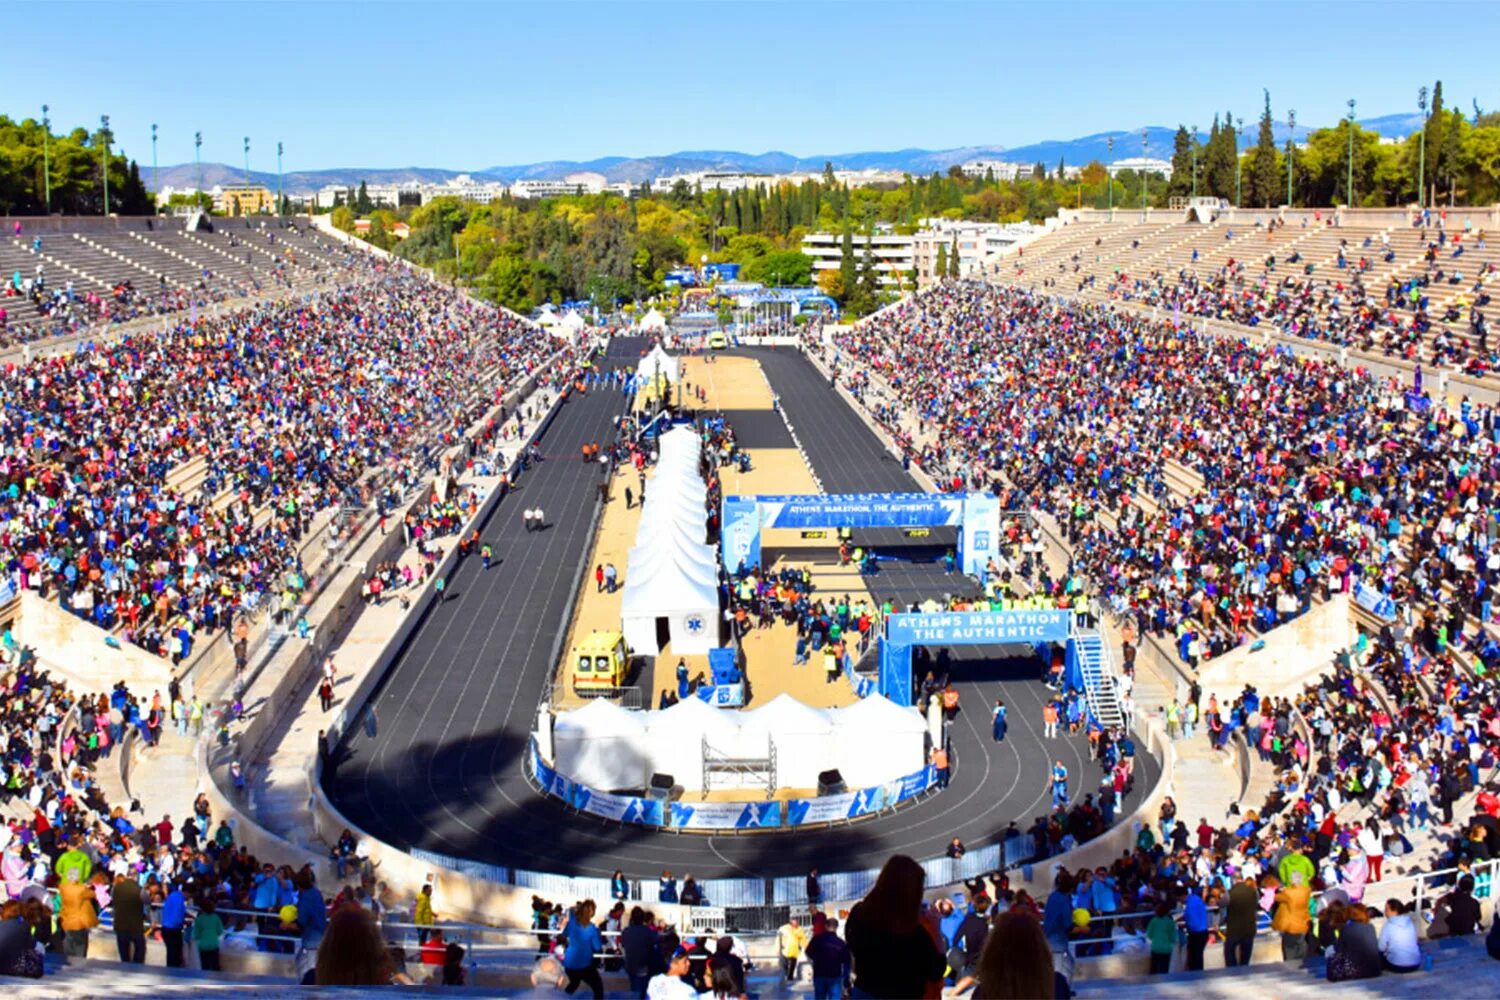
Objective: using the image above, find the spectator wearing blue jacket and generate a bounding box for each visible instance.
[1183,885,1210,971]
[559,900,604,999]
[296,870,327,950]
[160,885,187,968]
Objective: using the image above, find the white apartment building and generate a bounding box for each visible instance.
[958,159,1027,181]
[650,171,772,194]
[800,228,915,291]
[509,172,609,199]
[911,220,1043,284]
[1106,157,1174,178]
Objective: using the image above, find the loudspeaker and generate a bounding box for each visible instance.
[817,769,845,796]
[647,773,675,801]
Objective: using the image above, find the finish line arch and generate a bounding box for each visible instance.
[878,609,1078,706]
[720,491,1001,578]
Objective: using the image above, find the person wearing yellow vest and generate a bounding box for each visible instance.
[776,916,808,981]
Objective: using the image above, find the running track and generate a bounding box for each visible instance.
[324,343,1156,879]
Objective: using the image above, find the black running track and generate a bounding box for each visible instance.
[325,343,1156,879]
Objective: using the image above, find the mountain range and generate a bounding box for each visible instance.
[147,114,1431,194]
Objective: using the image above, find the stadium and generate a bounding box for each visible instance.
[2,2,1500,997]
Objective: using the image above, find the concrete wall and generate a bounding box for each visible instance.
[1198,592,1353,697]
[13,589,174,692]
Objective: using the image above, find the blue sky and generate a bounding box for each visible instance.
[9,0,1498,170]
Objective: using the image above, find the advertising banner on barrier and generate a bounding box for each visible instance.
[784,792,858,826]
[886,610,1072,645]
[569,786,666,827]
[1352,581,1396,621]
[895,765,936,802]
[671,801,783,830]
[532,745,573,802]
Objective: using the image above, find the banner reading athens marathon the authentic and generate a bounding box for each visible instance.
[885,609,1073,645]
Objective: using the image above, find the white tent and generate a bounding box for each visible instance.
[636,493,709,546]
[635,344,680,384]
[620,530,720,656]
[638,308,667,332]
[624,533,717,591]
[552,699,651,792]
[646,696,738,792]
[737,694,834,790]
[829,693,929,787]
[658,426,701,462]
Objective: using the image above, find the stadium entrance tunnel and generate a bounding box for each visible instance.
[877,608,1082,706]
[721,492,1002,579]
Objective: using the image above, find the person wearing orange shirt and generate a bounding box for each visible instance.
[1042,701,1059,739]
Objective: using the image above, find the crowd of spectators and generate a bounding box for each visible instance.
[829,281,1500,669]
[0,223,364,349]
[1020,214,1494,379]
[2,260,563,663]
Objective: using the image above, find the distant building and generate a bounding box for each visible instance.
[800,227,914,291]
[911,220,1042,283]
[509,172,608,198]
[650,171,771,194]
[1106,157,1174,179]
[958,160,1027,181]
[212,185,275,216]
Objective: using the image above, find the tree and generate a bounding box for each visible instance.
[1204,113,1238,201]
[854,236,880,314]
[948,236,961,278]
[1056,156,1066,182]
[934,242,948,281]
[1425,80,1446,206]
[816,268,845,301]
[354,180,373,214]
[1168,126,1193,198]
[330,205,355,232]
[742,249,811,287]
[1248,90,1282,208]
[838,224,856,298]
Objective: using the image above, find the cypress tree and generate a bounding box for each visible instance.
[1249,90,1280,208]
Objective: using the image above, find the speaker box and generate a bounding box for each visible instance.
[817,769,846,796]
[647,773,675,801]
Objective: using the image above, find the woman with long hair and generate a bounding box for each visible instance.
[843,855,946,999]
[316,906,395,986]
[973,911,1055,999]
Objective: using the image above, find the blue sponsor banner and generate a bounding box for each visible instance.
[894,765,936,803]
[846,784,888,817]
[532,746,573,802]
[784,781,894,827]
[886,610,1072,646]
[784,792,858,826]
[671,801,783,830]
[722,496,762,573]
[570,786,665,827]
[755,492,962,530]
[1352,581,1396,621]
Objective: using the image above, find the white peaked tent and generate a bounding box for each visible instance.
[620,559,719,655]
[625,533,718,593]
[552,699,651,792]
[635,344,680,384]
[829,693,929,787]
[737,694,834,790]
[636,493,709,546]
[638,308,667,332]
[657,426,701,463]
[646,696,738,792]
